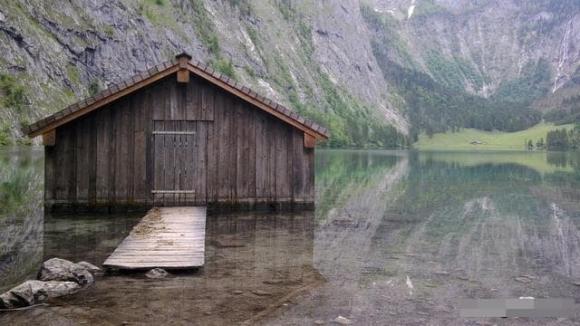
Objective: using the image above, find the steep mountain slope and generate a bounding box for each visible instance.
[1,0,580,147]
[373,0,580,95]
[0,0,407,148]
[364,0,580,139]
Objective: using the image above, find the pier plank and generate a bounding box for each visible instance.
[103,207,206,270]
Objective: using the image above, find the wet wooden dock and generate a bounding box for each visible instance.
[103,207,206,270]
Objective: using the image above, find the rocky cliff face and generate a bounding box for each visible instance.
[0,0,579,146]
[0,0,408,147]
[371,0,580,96]
[364,0,580,137]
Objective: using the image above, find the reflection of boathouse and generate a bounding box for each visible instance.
[24,53,328,212]
[39,212,322,325]
[0,151,44,293]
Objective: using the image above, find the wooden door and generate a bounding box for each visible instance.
[152,122,195,206]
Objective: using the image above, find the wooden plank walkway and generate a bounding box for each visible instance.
[103,207,206,270]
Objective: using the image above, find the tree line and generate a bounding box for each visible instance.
[524,126,580,151]
[370,53,551,142]
[545,127,580,151]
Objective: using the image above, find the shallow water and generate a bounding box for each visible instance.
[1,148,580,325]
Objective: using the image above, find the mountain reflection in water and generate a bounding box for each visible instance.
[1,148,580,325]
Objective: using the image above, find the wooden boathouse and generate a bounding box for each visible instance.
[24,53,329,212]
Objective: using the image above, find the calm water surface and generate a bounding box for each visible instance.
[1,148,580,325]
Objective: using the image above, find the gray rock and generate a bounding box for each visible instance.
[0,11,4,23]
[0,280,81,309]
[145,268,169,279]
[434,271,449,276]
[263,279,283,285]
[76,261,101,273]
[333,316,352,325]
[251,289,272,296]
[39,258,94,286]
[514,276,533,284]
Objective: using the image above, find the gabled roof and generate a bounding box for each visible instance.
[24,53,329,140]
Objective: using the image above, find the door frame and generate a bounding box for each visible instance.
[151,127,196,206]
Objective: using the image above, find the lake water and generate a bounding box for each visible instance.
[1,148,580,325]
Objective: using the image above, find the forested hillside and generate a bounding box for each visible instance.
[362,0,580,141]
[1,0,580,147]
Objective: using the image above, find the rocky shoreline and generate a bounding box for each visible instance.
[0,258,100,310]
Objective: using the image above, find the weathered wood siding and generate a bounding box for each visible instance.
[45,74,315,211]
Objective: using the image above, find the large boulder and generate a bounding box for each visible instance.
[0,280,81,309]
[0,258,101,309]
[38,258,94,286]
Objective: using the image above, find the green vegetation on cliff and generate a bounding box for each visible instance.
[0,74,28,145]
[236,2,408,149]
[424,51,485,92]
[296,73,408,149]
[0,74,26,113]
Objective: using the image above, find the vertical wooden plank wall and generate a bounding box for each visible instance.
[44,146,55,203]
[45,74,315,211]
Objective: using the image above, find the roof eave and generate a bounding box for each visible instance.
[184,63,329,140]
[26,64,181,138]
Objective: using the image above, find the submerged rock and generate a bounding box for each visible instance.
[0,280,81,309]
[145,268,169,279]
[251,289,272,296]
[263,279,283,285]
[212,238,246,248]
[39,258,94,286]
[333,316,352,325]
[514,276,533,284]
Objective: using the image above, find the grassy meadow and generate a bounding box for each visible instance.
[414,123,574,151]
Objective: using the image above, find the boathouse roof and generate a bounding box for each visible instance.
[24,52,329,140]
